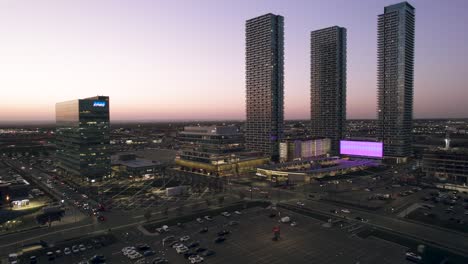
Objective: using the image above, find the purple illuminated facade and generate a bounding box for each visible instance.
[340,140,383,158]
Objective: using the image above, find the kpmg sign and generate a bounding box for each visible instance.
[93,101,106,107]
[340,140,383,158]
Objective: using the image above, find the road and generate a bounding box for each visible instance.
[286,199,468,257]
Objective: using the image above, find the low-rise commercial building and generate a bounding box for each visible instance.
[279,138,331,162]
[257,157,380,185]
[175,126,268,176]
[111,154,162,178]
[422,148,468,185]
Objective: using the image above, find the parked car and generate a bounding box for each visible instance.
[214,236,226,243]
[180,235,190,242]
[137,244,151,251]
[405,252,422,262]
[79,244,86,252]
[89,255,106,264]
[188,255,204,263]
[217,230,230,236]
[176,246,189,254]
[221,212,231,217]
[72,245,80,253]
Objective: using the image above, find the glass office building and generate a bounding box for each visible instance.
[55,96,110,181]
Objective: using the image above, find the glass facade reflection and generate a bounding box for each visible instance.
[56,96,110,181]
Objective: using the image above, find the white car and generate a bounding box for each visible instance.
[405,252,422,262]
[172,243,183,249]
[162,225,170,232]
[296,202,305,206]
[204,216,213,221]
[280,216,291,223]
[189,255,204,263]
[341,209,351,214]
[290,221,297,227]
[64,247,71,255]
[221,212,231,217]
[180,235,190,242]
[176,246,189,254]
[72,245,80,253]
[79,244,86,251]
[128,252,142,260]
[196,218,204,223]
[122,246,136,256]
[234,211,242,215]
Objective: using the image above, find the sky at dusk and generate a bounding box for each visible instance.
[0,0,467,122]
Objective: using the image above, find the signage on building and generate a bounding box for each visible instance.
[340,140,383,158]
[93,101,106,107]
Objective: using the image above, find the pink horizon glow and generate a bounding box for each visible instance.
[1,0,467,122]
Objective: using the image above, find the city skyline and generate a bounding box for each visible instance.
[1,0,468,122]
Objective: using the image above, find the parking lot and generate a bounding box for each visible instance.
[407,190,468,232]
[18,205,417,264]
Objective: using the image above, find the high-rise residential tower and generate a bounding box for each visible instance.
[55,96,111,181]
[377,2,415,161]
[310,26,347,155]
[245,13,284,161]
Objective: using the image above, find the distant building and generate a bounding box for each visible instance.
[279,138,331,162]
[377,2,416,161]
[422,148,468,185]
[245,13,284,161]
[55,96,110,181]
[111,154,162,178]
[257,157,379,185]
[310,26,347,155]
[175,126,268,176]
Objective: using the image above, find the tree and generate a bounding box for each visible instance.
[205,198,211,207]
[163,206,169,216]
[144,210,152,222]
